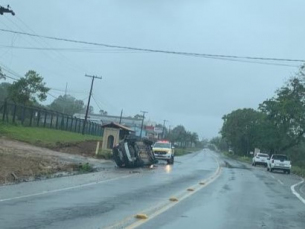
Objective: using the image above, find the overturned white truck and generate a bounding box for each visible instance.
[112,135,158,168]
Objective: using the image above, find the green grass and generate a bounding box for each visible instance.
[224,151,305,177]
[291,166,305,178]
[175,147,203,156]
[223,151,252,164]
[0,122,101,147]
[97,149,113,159]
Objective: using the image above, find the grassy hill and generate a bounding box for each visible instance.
[0,123,101,148]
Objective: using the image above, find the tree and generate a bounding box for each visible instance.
[49,94,85,115]
[0,82,11,102]
[259,74,305,152]
[134,114,143,119]
[170,125,186,146]
[8,70,49,105]
[221,108,264,156]
[210,136,228,151]
[190,132,199,146]
[99,109,108,115]
[84,105,94,115]
[0,67,6,80]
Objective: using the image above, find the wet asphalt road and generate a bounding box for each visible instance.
[0,149,304,229]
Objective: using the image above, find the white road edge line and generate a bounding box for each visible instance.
[290,178,305,205]
[0,174,134,203]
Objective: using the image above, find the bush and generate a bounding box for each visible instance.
[97,149,112,159]
[292,166,305,178]
[78,163,94,173]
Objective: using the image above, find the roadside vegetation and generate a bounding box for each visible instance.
[211,64,305,175]
[175,147,203,156]
[0,123,101,148]
[223,151,252,164]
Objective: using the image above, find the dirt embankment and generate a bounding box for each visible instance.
[0,138,105,185]
[50,140,98,157]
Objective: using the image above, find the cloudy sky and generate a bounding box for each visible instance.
[1,0,305,139]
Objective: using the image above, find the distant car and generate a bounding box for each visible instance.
[152,140,174,164]
[267,154,291,174]
[252,153,269,167]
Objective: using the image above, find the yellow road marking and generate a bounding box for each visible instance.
[169,197,179,202]
[105,156,222,229]
[135,214,148,219]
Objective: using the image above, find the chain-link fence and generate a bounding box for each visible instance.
[0,100,102,136]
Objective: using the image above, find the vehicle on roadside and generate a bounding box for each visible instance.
[252,153,269,167]
[152,140,175,164]
[267,154,291,174]
[112,135,158,168]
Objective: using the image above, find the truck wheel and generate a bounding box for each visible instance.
[287,170,290,174]
[270,168,273,173]
[267,167,269,171]
[253,162,256,166]
[167,156,174,165]
[171,156,175,165]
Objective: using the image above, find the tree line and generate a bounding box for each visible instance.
[212,65,305,168]
[0,69,94,115]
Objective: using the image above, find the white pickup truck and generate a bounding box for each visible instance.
[267,154,291,174]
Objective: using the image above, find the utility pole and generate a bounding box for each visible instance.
[162,120,168,139]
[139,111,148,138]
[119,109,123,124]
[82,74,102,135]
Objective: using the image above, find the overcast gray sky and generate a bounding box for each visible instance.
[1,0,305,139]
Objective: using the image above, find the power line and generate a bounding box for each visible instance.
[0,45,145,53]
[0,28,304,63]
[1,44,298,66]
[2,17,87,78]
[91,94,103,111]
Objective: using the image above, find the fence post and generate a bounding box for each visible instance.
[87,121,90,135]
[50,113,53,128]
[2,99,7,121]
[43,110,47,127]
[55,112,59,129]
[74,118,78,132]
[70,117,74,131]
[12,103,17,123]
[65,116,69,131]
[78,119,82,133]
[36,110,41,127]
[21,105,25,125]
[29,108,34,126]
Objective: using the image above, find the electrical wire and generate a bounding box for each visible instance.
[0,28,304,64]
[91,94,103,111]
[0,45,144,53]
[2,17,85,78]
